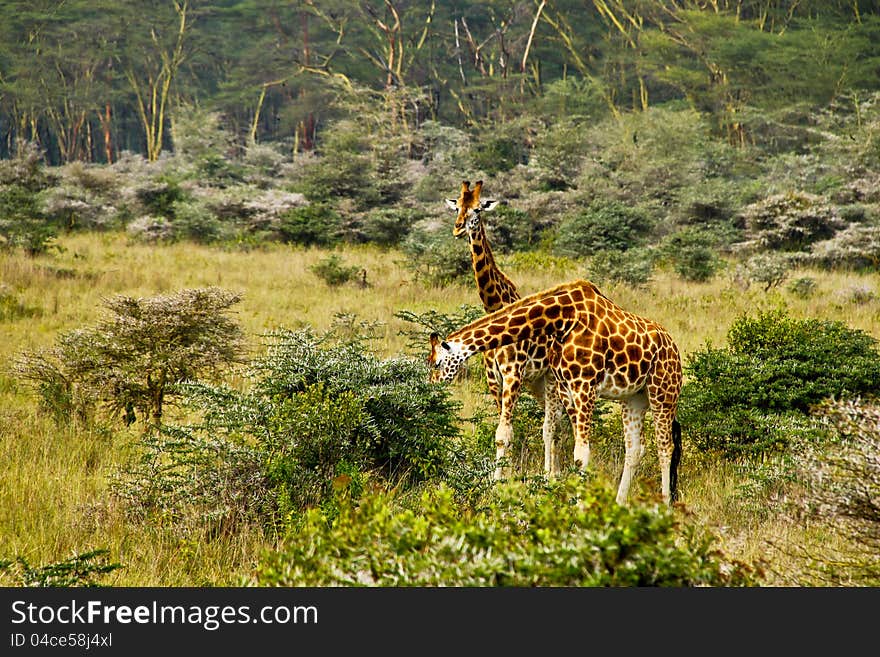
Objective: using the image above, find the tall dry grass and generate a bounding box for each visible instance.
[1,231,878,584]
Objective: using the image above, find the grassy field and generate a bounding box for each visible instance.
[1,231,878,585]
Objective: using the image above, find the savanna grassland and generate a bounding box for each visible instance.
[1,230,878,586]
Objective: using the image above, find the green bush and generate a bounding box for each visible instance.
[113,328,463,536]
[254,477,758,586]
[278,203,342,247]
[679,310,880,457]
[294,121,380,208]
[357,207,415,247]
[589,248,656,287]
[0,184,58,256]
[471,135,524,174]
[310,254,363,287]
[553,200,653,258]
[400,220,473,286]
[661,229,725,282]
[171,198,226,243]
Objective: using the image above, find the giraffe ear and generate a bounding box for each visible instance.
[481,200,499,212]
[444,198,459,211]
[430,332,440,345]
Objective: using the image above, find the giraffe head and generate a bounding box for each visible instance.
[444,180,499,238]
[427,332,468,383]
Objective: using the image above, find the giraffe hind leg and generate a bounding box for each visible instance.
[669,418,682,502]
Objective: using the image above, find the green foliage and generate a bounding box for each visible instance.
[254,477,759,586]
[733,252,793,291]
[13,287,246,427]
[530,119,588,190]
[737,191,845,252]
[393,304,484,356]
[483,204,543,252]
[355,207,415,247]
[0,184,58,256]
[170,198,226,243]
[470,134,524,175]
[113,328,464,536]
[660,229,725,282]
[310,254,364,287]
[553,200,653,258]
[679,310,880,457]
[134,177,186,219]
[0,549,121,587]
[588,248,656,288]
[400,220,473,286]
[278,203,343,247]
[803,225,880,270]
[294,121,379,207]
[787,276,818,299]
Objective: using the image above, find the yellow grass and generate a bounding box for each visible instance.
[1,231,878,585]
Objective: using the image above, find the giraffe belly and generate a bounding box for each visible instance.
[593,372,647,400]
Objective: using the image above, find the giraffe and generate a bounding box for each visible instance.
[428,278,683,505]
[444,180,565,480]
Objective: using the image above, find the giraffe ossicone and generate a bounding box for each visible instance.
[442,180,566,481]
[428,278,684,505]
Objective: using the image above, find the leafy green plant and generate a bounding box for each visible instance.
[13,287,246,427]
[400,220,473,286]
[113,328,463,536]
[254,476,759,586]
[589,248,656,287]
[553,200,653,259]
[679,310,880,457]
[310,254,364,287]
[0,549,121,587]
[278,203,343,247]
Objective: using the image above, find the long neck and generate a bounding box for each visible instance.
[469,221,520,312]
[448,283,586,356]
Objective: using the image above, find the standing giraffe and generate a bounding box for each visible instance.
[428,279,683,505]
[444,180,565,480]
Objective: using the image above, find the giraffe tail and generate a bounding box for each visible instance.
[669,419,682,503]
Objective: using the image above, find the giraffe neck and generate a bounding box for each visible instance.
[447,280,595,356]
[469,221,520,312]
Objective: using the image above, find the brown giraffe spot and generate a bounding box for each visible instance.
[609,335,625,352]
[569,288,583,303]
[628,363,640,381]
[614,352,628,367]
[626,344,643,361]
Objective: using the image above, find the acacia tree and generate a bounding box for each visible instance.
[14,287,247,428]
[120,0,190,161]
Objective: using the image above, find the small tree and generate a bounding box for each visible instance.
[14,287,246,427]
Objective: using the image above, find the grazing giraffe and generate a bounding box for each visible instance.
[444,180,565,480]
[428,278,683,505]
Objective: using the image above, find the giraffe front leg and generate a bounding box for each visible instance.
[616,392,648,505]
[542,376,566,477]
[493,363,522,481]
[560,379,596,474]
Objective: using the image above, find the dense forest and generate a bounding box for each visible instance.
[2,1,880,163]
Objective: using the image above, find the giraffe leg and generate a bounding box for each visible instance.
[543,376,566,477]
[493,363,522,481]
[559,379,596,473]
[525,373,563,477]
[616,392,649,505]
[483,350,503,413]
[652,407,679,504]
